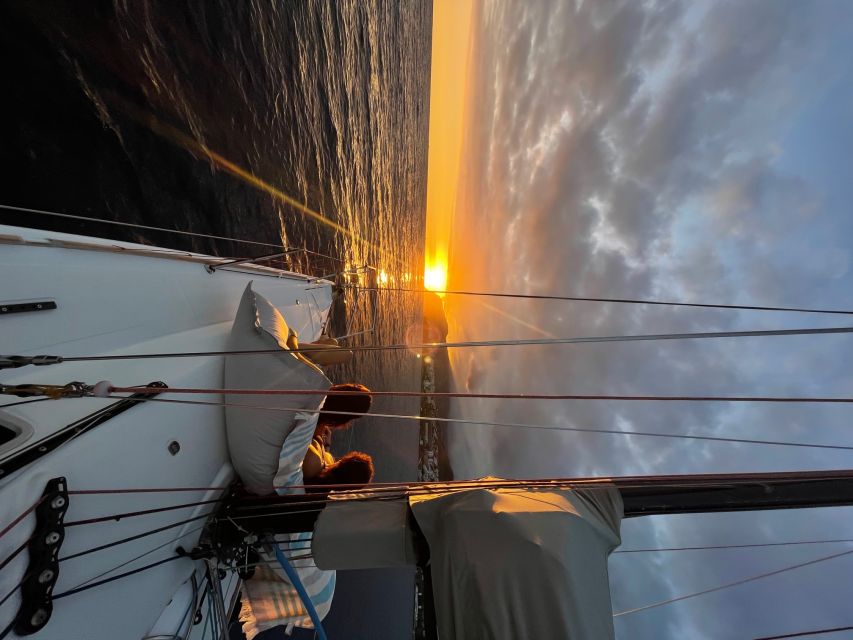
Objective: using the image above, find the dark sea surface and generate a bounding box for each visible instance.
[0,1,433,637]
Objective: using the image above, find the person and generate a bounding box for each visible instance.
[302,382,375,488]
[237,383,374,639]
[306,451,374,491]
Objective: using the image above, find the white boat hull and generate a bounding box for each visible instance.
[0,225,332,638]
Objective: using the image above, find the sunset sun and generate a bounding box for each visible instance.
[424,262,448,295]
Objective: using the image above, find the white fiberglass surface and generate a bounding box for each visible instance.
[0,230,331,638]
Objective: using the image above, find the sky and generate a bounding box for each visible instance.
[426,1,853,638]
[423,0,475,291]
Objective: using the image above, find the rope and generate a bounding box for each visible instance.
[348,285,853,316]
[0,539,30,574]
[66,524,207,591]
[43,325,853,363]
[110,385,853,404]
[0,498,44,540]
[0,398,51,409]
[64,498,222,527]
[231,555,315,572]
[613,548,853,617]
[110,395,853,453]
[175,572,199,640]
[53,554,184,599]
[272,543,328,640]
[613,539,853,554]
[752,625,853,639]
[200,586,213,640]
[59,511,214,562]
[68,486,230,495]
[0,573,25,609]
[0,500,45,588]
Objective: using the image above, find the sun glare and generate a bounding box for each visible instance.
[424,263,448,295]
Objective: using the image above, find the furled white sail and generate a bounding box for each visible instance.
[224,282,331,495]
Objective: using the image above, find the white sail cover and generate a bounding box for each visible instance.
[312,495,420,568]
[224,282,331,495]
[313,482,623,639]
[412,485,622,639]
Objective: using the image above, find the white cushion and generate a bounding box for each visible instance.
[224,282,331,495]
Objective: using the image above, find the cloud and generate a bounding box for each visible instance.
[446,1,853,637]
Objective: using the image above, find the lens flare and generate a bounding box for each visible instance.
[111,96,377,249]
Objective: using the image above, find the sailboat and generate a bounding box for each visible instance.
[2,218,853,640]
[0,220,340,638]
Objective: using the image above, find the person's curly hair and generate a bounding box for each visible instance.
[313,451,375,488]
[318,383,372,427]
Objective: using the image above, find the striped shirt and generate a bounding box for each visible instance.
[239,411,337,639]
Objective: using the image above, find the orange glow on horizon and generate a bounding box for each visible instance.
[423,0,475,299]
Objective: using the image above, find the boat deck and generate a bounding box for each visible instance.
[0,224,332,639]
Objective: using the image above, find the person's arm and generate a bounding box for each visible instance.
[302,442,324,480]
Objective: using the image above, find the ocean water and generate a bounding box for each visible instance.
[0,1,432,637]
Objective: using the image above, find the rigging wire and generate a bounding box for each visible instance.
[69,523,207,591]
[1,478,847,587]
[7,205,853,319]
[0,398,50,410]
[346,285,853,317]
[0,203,334,259]
[0,533,205,635]
[0,497,45,540]
[61,470,853,496]
[53,473,853,517]
[200,587,212,640]
[33,473,853,532]
[175,572,199,640]
[222,476,853,522]
[106,395,853,453]
[0,501,48,578]
[0,540,30,574]
[59,511,215,562]
[108,385,853,404]
[68,487,231,495]
[613,539,853,554]
[0,573,24,610]
[207,574,219,640]
[37,324,853,363]
[232,554,315,573]
[53,555,184,600]
[17,205,853,628]
[752,625,853,639]
[64,498,223,527]
[613,548,853,617]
